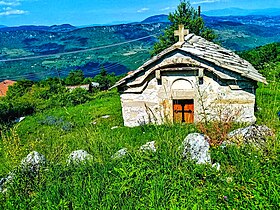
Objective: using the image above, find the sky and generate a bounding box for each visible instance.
[0,0,280,26]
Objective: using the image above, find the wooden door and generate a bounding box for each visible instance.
[173,99,194,123]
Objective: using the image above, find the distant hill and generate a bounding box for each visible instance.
[141,15,169,24]
[0,24,76,33]
[0,25,7,28]
[203,7,280,16]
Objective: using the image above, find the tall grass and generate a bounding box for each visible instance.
[0,84,279,209]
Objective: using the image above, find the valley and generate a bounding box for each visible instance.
[0,15,280,81]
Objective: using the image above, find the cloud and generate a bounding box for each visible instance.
[3,6,12,10]
[0,7,27,16]
[137,8,149,13]
[0,0,30,16]
[160,7,171,11]
[160,6,176,12]
[0,1,20,6]
[192,0,221,4]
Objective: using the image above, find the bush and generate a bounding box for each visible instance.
[65,88,91,106]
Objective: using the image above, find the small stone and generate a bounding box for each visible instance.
[15,117,25,123]
[21,151,46,174]
[181,133,211,164]
[111,148,128,159]
[91,121,97,125]
[101,115,110,119]
[212,163,221,171]
[67,150,93,165]
[140,141,156,153]
[0,173,14,193]
[111,126,119,130]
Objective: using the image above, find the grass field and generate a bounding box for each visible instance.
[0,80,279,209]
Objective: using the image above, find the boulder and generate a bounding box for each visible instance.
[21,151,46,174]
[140,141,156,153]
[181,133,211,164]
[111,148,128,159]
[227,125,274,148]
[67,150,93,165]
[1,151,46,193]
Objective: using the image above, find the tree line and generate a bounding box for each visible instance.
[0,68,121,127]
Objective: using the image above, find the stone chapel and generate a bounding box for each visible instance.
[112,25,267,127]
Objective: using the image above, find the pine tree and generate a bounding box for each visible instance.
[151,0,216,55]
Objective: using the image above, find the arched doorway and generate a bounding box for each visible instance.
[171,79,194,123]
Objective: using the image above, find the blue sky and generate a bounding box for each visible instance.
[0,0,280,26]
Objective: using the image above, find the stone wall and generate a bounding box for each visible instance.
[120,71,256,127]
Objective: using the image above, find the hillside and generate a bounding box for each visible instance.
[0,41,279,208]
[141,14,169,23]
[0,15,280,81]
[0,86,279,208]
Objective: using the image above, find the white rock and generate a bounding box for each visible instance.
[67,150,93,165]
[111,148,128,159]
[21,151,46,173]
[111,126,119,130]
[212,163,221,171]
[140,141,156,153]
[0,173,14,193]
[181,133,211,164]
[101,115,110,119]
[15,117,25,123]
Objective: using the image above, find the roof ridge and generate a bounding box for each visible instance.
[111,34,267,89]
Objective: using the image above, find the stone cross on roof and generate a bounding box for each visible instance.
[174,24,189,42]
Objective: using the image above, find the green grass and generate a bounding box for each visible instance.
[0,84,279,209]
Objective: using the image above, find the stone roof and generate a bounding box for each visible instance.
[112,33,267,89]
[0,80,16,97]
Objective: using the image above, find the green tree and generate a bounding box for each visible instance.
[93,67,119,90]
[64,70,85,86]
[6,80,34,99]
[151,0,216,55]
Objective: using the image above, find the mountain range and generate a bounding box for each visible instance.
[0,13,280,81]
[0,24,76,33]
[203,8,280,16]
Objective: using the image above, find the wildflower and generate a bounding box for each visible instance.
[223,196,228,200]
[226,177,233,183]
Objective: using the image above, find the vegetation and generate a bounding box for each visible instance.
[0,33,279,209]
[92,67,121,90]
[0,69,120,127]
[239,43,280,80]
[239,43,280,129]
[151,0,216,55]
[0,84,279,208]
